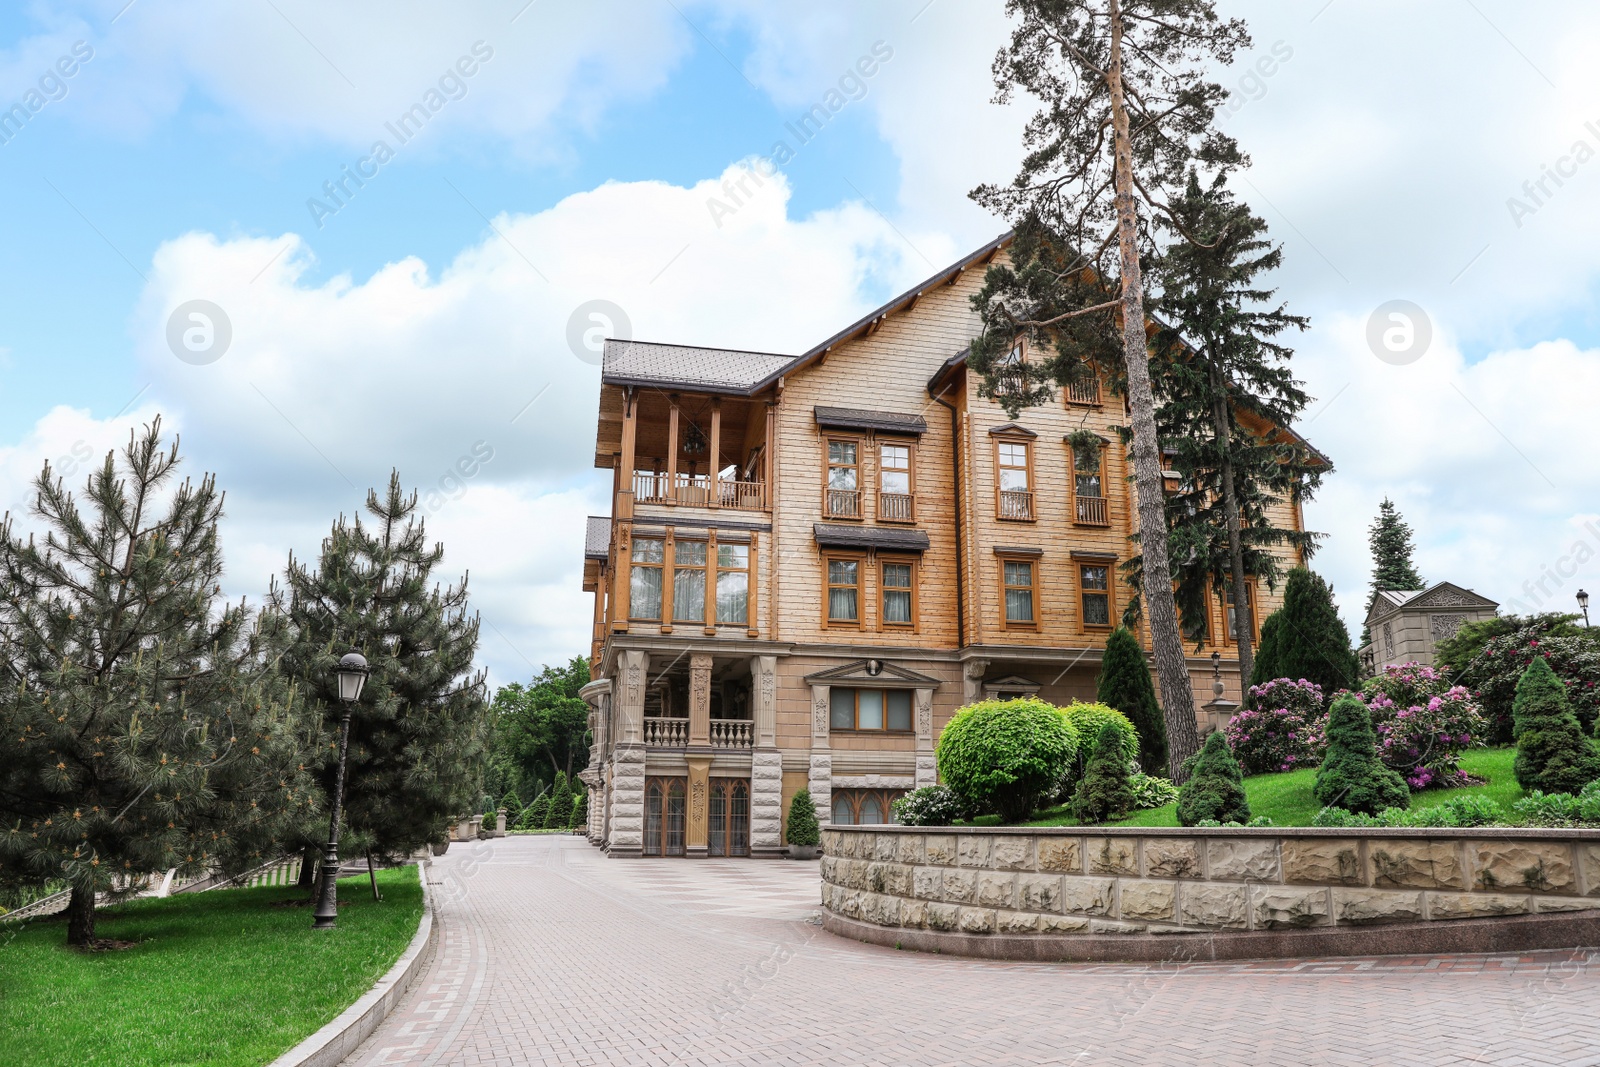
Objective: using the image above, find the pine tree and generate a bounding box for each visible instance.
[1072,723,1137,823]
[272,473,489,864]
[1252,568,1359,697]
[1176,731,1250,825]
[1096,626,1166,773]
[1313,694,1409,815]
[1361,498,1425,646]
[544,772,572,830]
[786,789,819,847]
[968,0,1251,779]
[1512,656,1600,794]
[0,421,316,945]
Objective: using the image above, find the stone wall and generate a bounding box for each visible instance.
[821,826,1600,962]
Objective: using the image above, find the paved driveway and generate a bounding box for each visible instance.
[343,835,1600,1066]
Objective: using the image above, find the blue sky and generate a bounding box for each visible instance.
[1,0,1598,686]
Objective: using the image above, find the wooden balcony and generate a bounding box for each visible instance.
[633,471,768,512]
[709,719,753,748]
[825,488,862,519]
[878,491,915,523]
[644,717,688,747]
[1068,378,1102,405]
[1075,495,1109,526]
[998,489,1035,521]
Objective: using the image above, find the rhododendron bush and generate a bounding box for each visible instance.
[1360,664,1486,789]
[1225,679,1324,775]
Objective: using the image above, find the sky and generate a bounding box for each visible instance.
[0,0,1597,690]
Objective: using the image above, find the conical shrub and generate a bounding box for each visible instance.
[1314,694,1409,815]
[786,789,819,846]
[1072,722,1137,824]
[1513,656,1600,794]
[1177,731,1251,825]
[545,773,573,829]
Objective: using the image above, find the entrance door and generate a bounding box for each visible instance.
[707,779,751,857]
[644,777,687,856]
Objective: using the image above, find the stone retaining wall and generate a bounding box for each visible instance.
[820,826,1600,962]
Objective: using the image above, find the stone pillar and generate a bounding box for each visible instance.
[495,809,507,837]
[608,651,649,856]
[750,656,784,857]
[752,655,777,748]
[686,756,711,858]
[618,650,648,745]
[689,652,713,746]
[962,658,990,707]
[809,683,831,825]
[914,687,937,789]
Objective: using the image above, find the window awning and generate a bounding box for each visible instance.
[812,523,931,553]
[813,406,928,437]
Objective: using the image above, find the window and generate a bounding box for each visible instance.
[707,779,749,857]
[825,557,860,624]
[830,688,913,731]
[996,440,1033,520]
[881,560,915,628]
[1225,582,1256,642]
[1073,443,1108,526]
[716,543,749,625]
[1002,559,1036,626]
[643,777,686,856]
[830,788,906,825]
[825,439,861,517]
[879,442,914,521]
[630,538,664,620]
[672,540,706,623]
[1080,564,1112,628]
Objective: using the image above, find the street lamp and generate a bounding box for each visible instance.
[1579,589,1591,629]
[313,651,369,931]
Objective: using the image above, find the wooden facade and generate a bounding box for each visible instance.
[577,235,1320,857]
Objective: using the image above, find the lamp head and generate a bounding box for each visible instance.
[335,651,369,705]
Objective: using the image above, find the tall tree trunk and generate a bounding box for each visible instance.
[1207,358,1255,688]
[1106,0,1199,779]
[66,884,96,947]
[298,844,319,893]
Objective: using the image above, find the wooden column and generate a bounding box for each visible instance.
[612,392,637,633]
[763,401,775,509]
[747,532,760,638]
[666,397,680,503]
[689,652,713,746]
[709,399,722,508]
[704,528,718,636]
[660,527,675,634]
[610,524,631,634]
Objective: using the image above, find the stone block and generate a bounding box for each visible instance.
[896,834,926,866]
[1473,842,1576,894]
[1040,914,1090,934]
[1535,896,1600,914]
[942,868,977,904]
[1018,874,1063,913]
[958,907,996,933]
[1179,883,1248,929]
[926,902,960,931]
[1369,841,1465,890]
[958,835,993,868]
[900,899,928,928]
[836,833,859,859]
[820,856,838,883]
[997,910,1041,934]
[838,890,863,919]
[1428,892,1529,920]
[1282,839,1364,886]
[878,863,913,897]
[1334,889,1424,925]
[1207,839,1280,882]
[992,837,1034,870]
[1251,886,1330,929]
[1060,877,1116,916]
[977,871,1017,909]
[925,835,957,867]
[1578,844,1600,896]
[1118,880,1177,922]
[874,834,899,862]
[821,829,841,853]
[863,892,900,927]
[1086,838,1138,876]
[1143,839,1201,879]
[913,866,943,900]
[1037,837,1082,873]
[1088,919,1146,935]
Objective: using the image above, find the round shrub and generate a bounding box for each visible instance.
[892,786,964,827]
[786,789,819,846]
[1176,731,1250,826]
[1224,706,1318,776]
[1362,663,1486,789]
[1313,694,1410,816]
[936,698,1078,822]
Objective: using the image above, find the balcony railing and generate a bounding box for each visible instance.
[719,479,766,510]
[709,719,753,748]
[644,717,688,747]
[825,488,862,519]
[998,489,1035,521]
[1068,378,1102,405]
[878,491,915,522]
[632,472,768,511]
[1075,495,1109,526]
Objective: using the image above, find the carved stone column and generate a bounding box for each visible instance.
[685,756,711,858]
[618,650,648,745]
[689,653,713,746]
[749,656,784,857]
[808,683,831,825]
[752,656,777,748]
[914,687,937,788]
[608,650,649,856]
[962,658,990,707]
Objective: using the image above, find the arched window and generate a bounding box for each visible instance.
[858,793,884,825]
[832,795,854,825]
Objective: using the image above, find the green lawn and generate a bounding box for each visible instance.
[1020,747,1523,828]
[0,865,423,1067]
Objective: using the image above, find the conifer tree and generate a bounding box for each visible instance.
[968,0,1250,779]
[0,421,316,945]
[1175,731,1249,825]
[544,772,572,830]
[1512,656,1600,795]
[272,473,489,864]
[786,789,819,847]
[519,792,550,831]
[1313,694,1408,815]
[1072,722,1137,823]
[1361,498,1425,646]
[1248,612,1284,694]
[1096,626,1166,773]
[572,789,588,831]
[1251,568,1359,697]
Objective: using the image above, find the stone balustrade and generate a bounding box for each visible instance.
[820,825,1600,962]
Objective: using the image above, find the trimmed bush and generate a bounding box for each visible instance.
[519,793,550,830]
[1253,568,1361,696]
[786,789,819,846]
[1313,694,1409,815]
[499,790,523,822]
[892,786,964,827]
[936,698,1078,822]
[572,791,588,829]
[1060,702,1138,793]
[545,773,574,829]
[1513,656,1600,794]
[1072,723,1137,824]
[1176,731,1250,826]
[1096,626,1167,774]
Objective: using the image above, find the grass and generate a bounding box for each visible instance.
[0,865,423,1067]
[1018,746,1526,829]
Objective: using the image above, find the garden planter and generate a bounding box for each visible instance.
[788,844,819,860]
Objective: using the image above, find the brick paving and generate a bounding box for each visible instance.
[343,835,1600,1066]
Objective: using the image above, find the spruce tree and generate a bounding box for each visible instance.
[272,473,489,864]
[499,789,522,824]
[1072,723,1137,823]
[1096,626,1166,773]
[968,0,1251,779]
[520,793,550,831]
[1361,498,1425,646]
[572,790,588,830]
[786,789,819,847]
[1175,731,1250,825]
[1255,568,1359,698]
[0,421,316,946]
[1313,694,1409,815]
[544,772,572,830]
[1512,656,1600,794]
[1248,612,1285,692]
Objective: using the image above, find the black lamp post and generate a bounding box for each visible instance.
[313,651,369,931]
[1579,589,1591,629]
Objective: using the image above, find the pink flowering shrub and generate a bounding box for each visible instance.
[1247,678,1325,717]
[1223,706,1318,775]
[1360,663,1487,789]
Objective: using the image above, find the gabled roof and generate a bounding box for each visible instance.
[803,659,943,686]
[602,340,796,393]
[584,516,612,560]
[1366,582,1498,623]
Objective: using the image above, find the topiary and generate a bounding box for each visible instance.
[1313,694,1409,815]
[1096,626,1167,775]
[1176,731,1251,826]
[499,790,523,822]
[936,698,1078,822]
[1512,655,1600,794]
[892,786,964,826]
[786,789,820,846]
[1072,722,1137,824]
[545,773,573,829]
[570,790,587,829]
[520,793,550,830]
